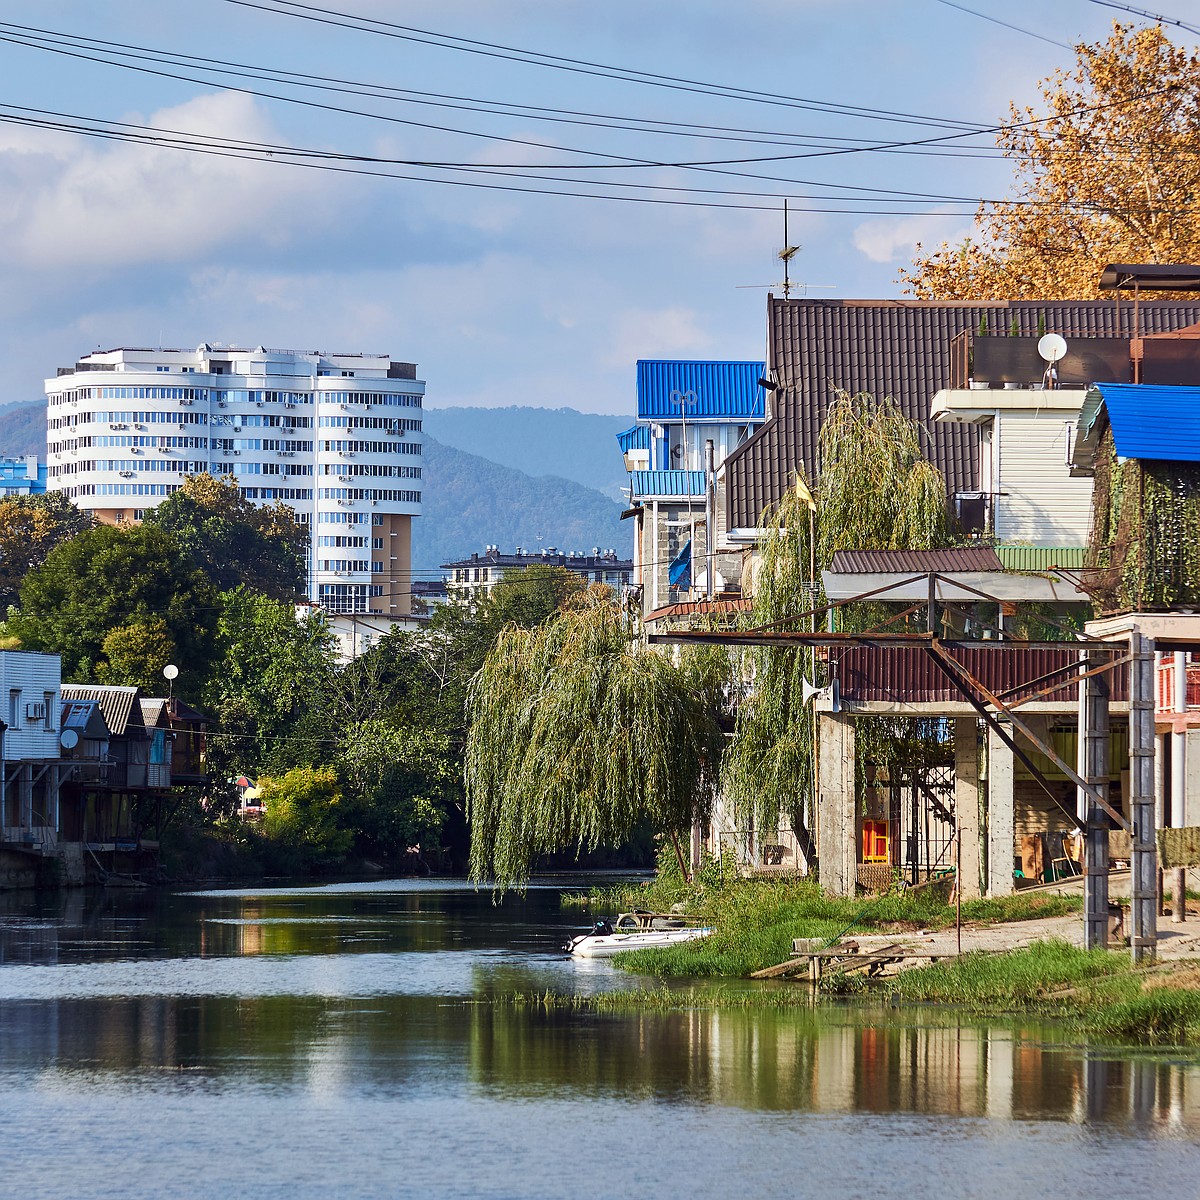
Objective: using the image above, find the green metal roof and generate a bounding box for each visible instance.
[994,545,1087,573]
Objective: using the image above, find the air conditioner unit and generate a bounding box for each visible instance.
[25,701,45,721]
[233,425,242,431]
[232,450,241,456]
[180,398,193,406]
[119,470,135,478]
[131,448,143,455]
[343,452,355,458]
[218,401,227,408]
[338,475,351,483]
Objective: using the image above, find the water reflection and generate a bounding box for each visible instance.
[2,880,1200,1200]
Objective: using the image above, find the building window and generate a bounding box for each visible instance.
[43,692,54,732]
[372,514,383,526]
[373,537,383,550]
[8,689,19,730]
[372,561,383,573]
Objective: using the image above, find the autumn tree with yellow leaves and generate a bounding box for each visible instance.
[901,23,1200,300]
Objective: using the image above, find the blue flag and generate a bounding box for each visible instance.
[668,538,692,590]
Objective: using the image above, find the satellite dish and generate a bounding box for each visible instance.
[162,664,179,680]
[1038,333,1068,363]
[59,729,79,751]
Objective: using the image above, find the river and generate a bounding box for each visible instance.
[0,879,1198,1199]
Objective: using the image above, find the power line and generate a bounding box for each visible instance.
[929,0,1074,48]
[220,0,1001,127]
[1084,0,1200,37]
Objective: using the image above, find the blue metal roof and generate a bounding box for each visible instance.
[630,470,707,498]
[637,360,766,422]
[616,424,651,453]
[1092,382,1200,462]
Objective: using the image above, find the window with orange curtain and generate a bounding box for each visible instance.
[862,820,889,863]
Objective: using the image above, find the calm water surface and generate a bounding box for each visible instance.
[0,879,1198,1199]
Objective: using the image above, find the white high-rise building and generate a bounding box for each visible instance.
[46,344,424,616]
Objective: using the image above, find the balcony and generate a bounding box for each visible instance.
[948,334,1132,389]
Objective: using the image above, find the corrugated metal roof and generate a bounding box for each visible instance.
[140,699,169,728]
[630,469,707,498]
[615,424,651,453]
[646,597,751,622]
[1092,383,1200,462]
[837,645,1128,706]
[725,297,1200,531]
[829,547,1004,574]
[61,684,144,735]
[994,545,1088,572]
[637,360,766,421]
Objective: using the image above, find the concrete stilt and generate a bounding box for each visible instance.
[1129,632,1158,964]
[1081,649,1110,950]
[954,718,981,898]
[986,726,1015,897]
[817,712,856,898]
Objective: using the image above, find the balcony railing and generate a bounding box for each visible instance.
[1156,661,1200,714]
[947,334,1132,389]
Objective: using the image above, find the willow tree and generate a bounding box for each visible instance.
[902,23,1200,299]
[722,392,949,859]
[465,590,726,890]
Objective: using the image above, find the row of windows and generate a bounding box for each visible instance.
[210,438,314,452]
[318,392,422,408]
[317,488,421,503]
[317,535,367,547]
[227,462,313,476]
[234,487,314,501]
[317,559,371,572]
[49,411,209,429]
[319,440,423,456]
[317,511,369,525]
[71,436,211,449]
[318,583,385,613]
[318,464,418,478]
[317,416,422,431]
[51,460,211,475]
[210,414,313,429]
[51,386,423,408]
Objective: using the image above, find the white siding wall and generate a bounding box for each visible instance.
[994,412,1093,545]
[0,652,62,759]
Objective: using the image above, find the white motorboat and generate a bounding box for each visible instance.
[564,911,713,958]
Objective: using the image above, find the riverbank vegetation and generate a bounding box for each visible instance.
[0,474,616,879]
[565,855,1082,978]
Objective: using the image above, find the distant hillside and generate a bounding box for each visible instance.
[0,401,47,457]
[414,437,626,572]
[422,406,630,500]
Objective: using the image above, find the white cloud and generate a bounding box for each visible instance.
[604,307,713,369]
[0,92,340,271]
[851,211,976,265]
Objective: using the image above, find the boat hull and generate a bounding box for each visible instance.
[565,926,713,959]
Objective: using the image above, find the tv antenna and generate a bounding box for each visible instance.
[736,200,833,298]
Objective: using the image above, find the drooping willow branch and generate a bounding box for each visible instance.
[465,593,727,890]
[723,391,951,850]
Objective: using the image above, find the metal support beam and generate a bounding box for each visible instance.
[1080,648,1110,950]
[1129,631,1158,963]
[924,641,1129,830]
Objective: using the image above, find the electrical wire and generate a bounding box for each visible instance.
[1085,0,1200,37]
[928,0,1073,48]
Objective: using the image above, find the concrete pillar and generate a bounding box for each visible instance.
[817,712,856,897]
[1080,650,1111,950]
[987,725,1015,896]
[1130,631,1158,964]
[954,718,982,898]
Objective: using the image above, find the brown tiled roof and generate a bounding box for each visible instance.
[724,297,1200,531]
[829,547,1005,574]
[61,685,145,736]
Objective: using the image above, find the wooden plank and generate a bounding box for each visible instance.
[750,958,813,980]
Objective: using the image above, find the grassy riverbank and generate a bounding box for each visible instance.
[555,862,1200,1046]
[566,866,1081,978]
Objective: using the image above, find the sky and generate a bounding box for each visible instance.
[0,0,1195,415]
